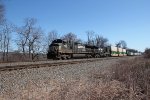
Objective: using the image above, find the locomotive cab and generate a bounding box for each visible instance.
[47,39,73,59]
[47,39,63,59]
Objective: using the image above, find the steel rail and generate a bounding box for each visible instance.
[0,57,123,71]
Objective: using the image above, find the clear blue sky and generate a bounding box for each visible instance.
[3,0,150,52]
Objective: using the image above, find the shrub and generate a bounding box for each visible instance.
[112,58,150,100]
[144,48,150,58]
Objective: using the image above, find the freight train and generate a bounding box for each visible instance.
[47,39,141,59]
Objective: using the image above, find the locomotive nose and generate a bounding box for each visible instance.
[49,43,59,52]
[49,46,58,53]
[47,45,59,59]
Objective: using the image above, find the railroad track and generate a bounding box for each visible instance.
[0,57,125,71]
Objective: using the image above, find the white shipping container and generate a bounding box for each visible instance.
[119,48,123,56]
[134,53,138,56]
[77,45,85,49]
[118,48,123,52]
[131,52,134,56]
[123,49,127,56]
[123,49,126,52]
[111,46,117,52]
[111,46,118,56]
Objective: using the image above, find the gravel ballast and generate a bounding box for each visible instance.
[0,57,134,100]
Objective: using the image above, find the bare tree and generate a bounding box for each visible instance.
[16,27,28,55]
[0,20,14,61]
[29,27,43,60]
[116,40,127,49]
[75,38,82,43]
[86,31,95,45]
[115,42,121,48]
[40,34,49,55]
[16,18,43,60]
[95,34,108,48]
[61,32,77,42]
[16,18,36,56]
[48,30,58,44]
[120,40,127,49]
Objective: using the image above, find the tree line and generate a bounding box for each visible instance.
[0,2,128,62]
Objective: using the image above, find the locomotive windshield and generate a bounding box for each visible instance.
[52,39,66,44]
[50,44,59,46]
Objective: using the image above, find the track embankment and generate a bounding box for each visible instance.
[0,57,122,71]
[0,56,137,100]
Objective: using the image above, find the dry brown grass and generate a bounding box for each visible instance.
[144,48,150,58]
[111,57,150,100]
[54,57,150,100]
[0,53,47,62]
